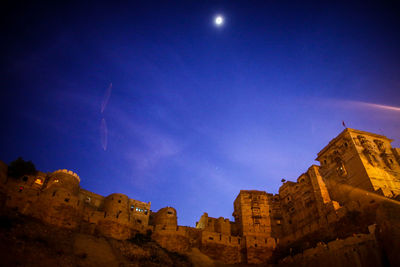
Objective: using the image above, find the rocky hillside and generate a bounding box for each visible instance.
[0,210,264,267]
[0,210,194,267]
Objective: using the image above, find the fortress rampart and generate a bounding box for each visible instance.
[1,128,400,265]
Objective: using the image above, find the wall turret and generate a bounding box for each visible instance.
[103,193,130,221]
[45,169,80,194]
[32,169,81,228]
[152,207,177,230]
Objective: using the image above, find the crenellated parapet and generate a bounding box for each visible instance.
[53,169,80,182]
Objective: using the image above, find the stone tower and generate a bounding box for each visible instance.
[233,190,273,237]
[34,169,81,228]
[316,128,400,204]
[233,190,277,264]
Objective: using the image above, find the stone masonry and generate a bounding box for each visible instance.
[1,128,400,265]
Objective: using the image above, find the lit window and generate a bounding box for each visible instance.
[54,179,59,183]
[34,179,43,185]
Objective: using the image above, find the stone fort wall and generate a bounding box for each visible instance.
[1,128,400,265]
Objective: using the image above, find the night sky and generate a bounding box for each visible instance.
[1,1,400,226]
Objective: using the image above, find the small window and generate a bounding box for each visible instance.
[323,160,327,165]
[64,198,70,203]
[118,200,121,203]
[22,176,28,182]
[34,179,43,185]
[209,237,214,240]
[167,211,173,215]
[344,142,348,147]
[137,219,142,224]
[144,209,148,215]
[54,179,59,183]
[130,205,134,211]
[255,244,258,247]
[389,159,393,164]
[52,191,56,197]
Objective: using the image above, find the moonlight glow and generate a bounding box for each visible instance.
[214,15,224,26]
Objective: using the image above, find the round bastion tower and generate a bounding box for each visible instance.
[103,193,130,221]
[33,169,81,228]
[152,207,178,230]
[96,193,133,239]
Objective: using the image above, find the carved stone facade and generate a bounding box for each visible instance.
[1,128,400,265]
[317,128,400,201]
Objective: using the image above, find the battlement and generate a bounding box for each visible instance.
[53,169,80,182]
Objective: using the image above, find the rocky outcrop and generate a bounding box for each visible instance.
[0,211,193,267]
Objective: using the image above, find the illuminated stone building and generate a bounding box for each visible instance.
[316,128,400,203]
[1,128,399,265]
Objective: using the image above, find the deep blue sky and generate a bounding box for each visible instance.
[1,1,400,226]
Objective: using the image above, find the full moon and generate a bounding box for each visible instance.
[215,16,224,26]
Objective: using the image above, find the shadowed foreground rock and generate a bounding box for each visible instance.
[0,211,194,267]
